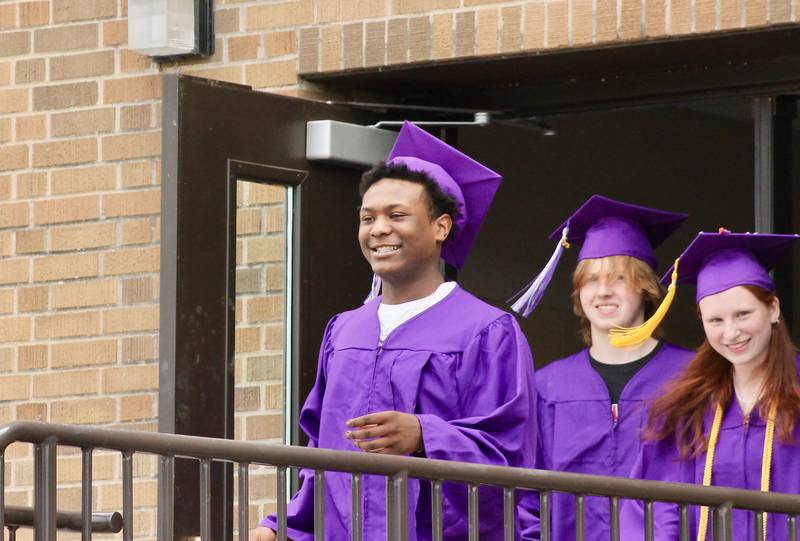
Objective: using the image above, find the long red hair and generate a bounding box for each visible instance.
[645,285,800,459]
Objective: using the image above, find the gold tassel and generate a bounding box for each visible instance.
[609,258,680,348]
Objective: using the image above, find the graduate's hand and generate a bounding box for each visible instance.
[249,527,277,541]
[345,411,423,456]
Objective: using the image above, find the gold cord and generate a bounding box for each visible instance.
[697,402,777,540]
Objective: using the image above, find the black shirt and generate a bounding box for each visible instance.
[589,341,663,404]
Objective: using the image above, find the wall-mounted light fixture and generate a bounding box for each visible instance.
[128,0,214,61]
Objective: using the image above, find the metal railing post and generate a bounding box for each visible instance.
[609,497,620,541]
[713,504,733,541]
[575,494,585,541]
[431,480,443,541]
[387,471,408,541]
[540,491,551,541]
[679,504,690,541]
[313,470,325,539]
[351,473,362,541]
[157,455,174,541]
[34,440,56,541]
[81,449,92,541]
[276,466,287,541]
[644,501,654,541]
[121,452,133,541]
[503,487,515,541]
[199,459,212,540]
[468,484,479,541]
[238,463,250,541]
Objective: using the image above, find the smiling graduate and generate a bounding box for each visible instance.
[512,195,694,541]
[253,121,537,540]
[619,230,800,541]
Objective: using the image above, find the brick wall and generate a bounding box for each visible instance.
[0,0,798,539]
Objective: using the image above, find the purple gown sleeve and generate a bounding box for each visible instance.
[259,317,338,541]
[517,390,551,540]
[416,314,536,469]
[620,440,685,541]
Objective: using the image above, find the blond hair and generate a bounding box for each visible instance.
[572,255,664,345]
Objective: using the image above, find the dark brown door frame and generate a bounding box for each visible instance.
[159,74,377,538]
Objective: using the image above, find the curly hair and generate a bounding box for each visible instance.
[359,162,460,241]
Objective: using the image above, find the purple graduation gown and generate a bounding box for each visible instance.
[620,355,800,541]
[519,343,693,541]
[260,284,537,540]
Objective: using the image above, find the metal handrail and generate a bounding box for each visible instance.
[2,420,800,540]
[1,420,798,513]
[4,506,122,532]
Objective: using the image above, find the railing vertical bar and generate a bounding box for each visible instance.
[679,504,690,541]
[575,494,585,541]
[157,455,174,541]
[351,473,362,541]
[754,510,764,541]
[81,448,92,541]
[276,466,287,541]
[503,487,515,541]
[199,459,212,541]
[713,505,732,541]
[644,501,654,541]
[34,441,57,541]
[390,472,408,541]
[8,525,17,541]
[0,451,5,536]
[609,497,620,541]
[432,481,443,541]
[386,476,396,541]
[238,463,250,541]
[121,452,133,541]
[788,514,798,540]
[314,470,325,540]
[468,484,479,541]
[540,491,551,541]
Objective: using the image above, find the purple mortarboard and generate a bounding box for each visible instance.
[660,229,800,302]
[609,228,800,348]
[552,194,688,267]
[510,195,687,317]
[365,121,503,302]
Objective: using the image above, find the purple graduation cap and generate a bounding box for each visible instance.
[609,229,800,347]
[661,229,800,302]
[510,194,688,317]
[365,121,503,302]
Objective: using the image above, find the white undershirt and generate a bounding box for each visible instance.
[378,281,456,343]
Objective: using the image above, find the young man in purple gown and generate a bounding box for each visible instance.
[512,195,694,541]
[252,121,537,540]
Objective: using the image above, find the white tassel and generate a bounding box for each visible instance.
[364,273,382,304]
[510,226,570,317]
